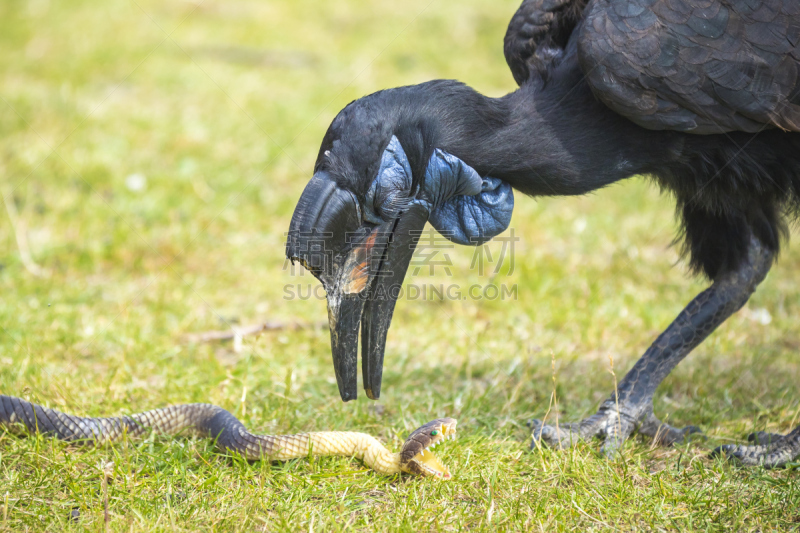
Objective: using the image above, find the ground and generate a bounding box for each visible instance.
[1,0,800,530]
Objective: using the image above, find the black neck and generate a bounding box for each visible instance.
[392,73,681,197]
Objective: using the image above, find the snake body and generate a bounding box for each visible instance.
[0,395,456,478]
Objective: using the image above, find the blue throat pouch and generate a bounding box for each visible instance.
[366,136,514,246]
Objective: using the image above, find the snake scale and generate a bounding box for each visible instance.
[0,395,456,478]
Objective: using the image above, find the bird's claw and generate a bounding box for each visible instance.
[530,405,705,455]
[747,431,784,445]
[529,419,583,450]
[711,430,800,468]
[638,413,706,446]
[529,408,637,455]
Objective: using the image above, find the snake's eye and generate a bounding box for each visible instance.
[431,430,438,436]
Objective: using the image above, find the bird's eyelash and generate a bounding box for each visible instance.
[377,191,412,219]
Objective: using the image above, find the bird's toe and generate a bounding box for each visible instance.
[529,419,582,450]
[637,411,705,446]
[747,431,784,445]
[711,444,740,460]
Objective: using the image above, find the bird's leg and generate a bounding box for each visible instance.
[531,236,774,455]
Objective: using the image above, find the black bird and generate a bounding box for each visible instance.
[286,0,800,467]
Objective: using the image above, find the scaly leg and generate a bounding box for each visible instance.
[712,426,800,467]
[531,236,774,455]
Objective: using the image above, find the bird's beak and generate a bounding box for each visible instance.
[359,203,428,399]
[286,172,427,401]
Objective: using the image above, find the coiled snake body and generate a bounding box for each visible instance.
[0,395,456,478]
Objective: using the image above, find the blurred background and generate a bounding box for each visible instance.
[1,0,799,528]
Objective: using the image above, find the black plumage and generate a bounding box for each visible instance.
[504,0,800,277]
[507,0,800,134]
[287,0,800,464]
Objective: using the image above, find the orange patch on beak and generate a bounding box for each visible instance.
[341,232,378,295]
[342,265,369,294]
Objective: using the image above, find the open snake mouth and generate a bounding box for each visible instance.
[400,418,457,479]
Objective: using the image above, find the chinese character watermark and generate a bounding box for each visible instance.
[470,228,519,276]
[283,227,520,301]
[410,228,454,276]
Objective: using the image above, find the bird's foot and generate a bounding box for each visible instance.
[712,429,800,468]
[746,431,785,445]
[529,404,637,457]
[637,411,704,446]
[530,403,703,456]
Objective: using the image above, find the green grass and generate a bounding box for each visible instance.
[2,0,800,530]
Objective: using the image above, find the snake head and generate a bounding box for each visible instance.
[399,418,457,479]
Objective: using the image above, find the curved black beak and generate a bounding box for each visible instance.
[359,203,427,399]
[287,173,427,401]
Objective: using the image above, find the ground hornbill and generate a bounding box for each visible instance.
[286,0,800,466]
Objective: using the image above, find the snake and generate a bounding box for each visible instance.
[0,395,456,478]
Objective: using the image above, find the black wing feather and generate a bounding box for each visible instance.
[577,0,800,133]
